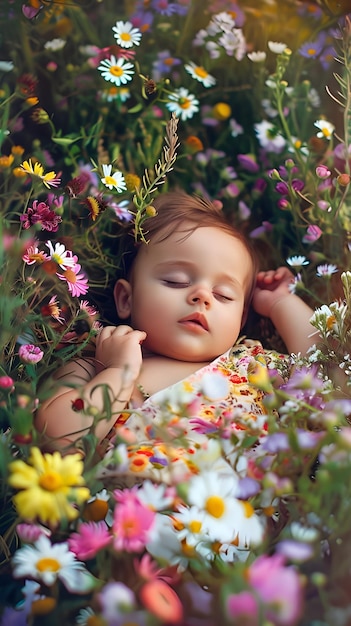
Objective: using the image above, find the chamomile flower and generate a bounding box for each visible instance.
[184,62,216,87]
[286,255,310,268]
[314,119,335,140]
[268,41,288,54]
[247,51,266,62]
[11,535,87,592]
[174,505,207,546]
[166,87,199,121]
[98,55,134,86]
[46,241,76,269]
[101,164,127,192]
[112,21,142,48]
[316,263,338,277]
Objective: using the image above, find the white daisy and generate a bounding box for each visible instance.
[268,41,288,54]
[11,535,87,592]
[137,480,175,511]
[316,263,338,277]
[187,470,242,543]
[184,62,216,87]
[314,119,335,140]
[98,55,134,87]
[247,51,266,62]
[254,119,286,153]
[101,164,127,192]
[112,20,142,48]
[44,38,66,51]
[166,87,199,121]
[286,255,310,268]
[46,241,76,269]
[174,504,208,546]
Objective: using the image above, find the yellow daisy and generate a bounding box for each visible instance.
[8,447,90,525]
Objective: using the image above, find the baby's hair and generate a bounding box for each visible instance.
[120,190,258,323]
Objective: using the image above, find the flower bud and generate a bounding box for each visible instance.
[337,173,351,186]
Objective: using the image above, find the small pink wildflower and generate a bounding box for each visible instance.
[18,344,44,364]
[16,523,51,543]
[112,489,155,552]
[248,554,303,625]
[22,245,48,265]
[302,224,322,243]
[315,164,331,179]
[68,521,112,560]
[0,376,14,389]
[57,263,89,297]
[226,591,259,624]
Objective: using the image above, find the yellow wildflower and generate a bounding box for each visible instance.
[0,154,14,168]
[20,159,61,188]
[8,447,90,524]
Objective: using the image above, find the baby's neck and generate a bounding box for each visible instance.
[136,352,210,399]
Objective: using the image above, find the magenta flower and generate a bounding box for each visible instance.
[57,263,89,297]
[0,375,14,389]
[237,153,259,173]
[248,554,303,625]
[302,224,322,243]
[112,490,155,552]
[68,521,112,560]
[18,344,44,364]
[315,164,331,179]
[226,591,259,624]
[20,200,62,232]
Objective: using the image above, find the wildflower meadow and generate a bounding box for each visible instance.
[1,1,351,625]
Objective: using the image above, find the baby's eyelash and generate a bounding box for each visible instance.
[162,280,189,287]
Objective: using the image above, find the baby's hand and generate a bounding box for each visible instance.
[252,267,295,318]
[95,325,146,379]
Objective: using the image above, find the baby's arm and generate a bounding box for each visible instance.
[35,325,146,451]
[252,267,316,356]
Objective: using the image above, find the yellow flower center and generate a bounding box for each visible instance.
[189,520,202,533]
[326,314,336,330]
[322,127,331,138]
[205,495,225,518]
[31,597,57,616]
[179,97,191,110]
[104,174,117,187]
[241,501,255,518]
[36,557,61,573]
[110,65,123,77]
[195,66,208,79]
[120,32,132,42]
[39,470,64,491]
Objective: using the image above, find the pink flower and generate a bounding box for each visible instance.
[0,376,14,389]
[302,224,323,243]
[248,554,303,625]
[112,489,155,552]
[18,344,44,364]
[20,200,62,232]
[226,591,259,625]
[316,164,331,179]
[22,245,48,265]
[57,263,89,297]
[16,523,51,543]
[68,521,112,560]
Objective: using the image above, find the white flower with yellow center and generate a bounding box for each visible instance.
[98,55,134,86]
[46,241,76,269]
[112,21,142,48]
[166,87,199,121]
[184,62,216,87]
[11,535,89,592]
[187,470,242,543]
[268,41,288,54]
[101,164,127,192]
[314,119,335,140]
[174,504,207,546]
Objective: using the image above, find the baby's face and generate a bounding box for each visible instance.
[126,225,253,362]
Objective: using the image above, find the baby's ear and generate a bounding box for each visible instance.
[114,279,132,319]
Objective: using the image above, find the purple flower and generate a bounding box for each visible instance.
[276,181,289,195]
[18,344,44,364]
[302,224,322,243]
[316,164,331,179]
[237,153,259,173]
[298,40,323,59]
[20,200,62,232]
